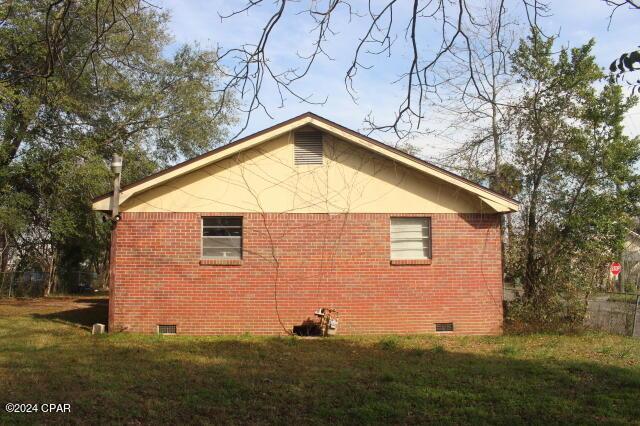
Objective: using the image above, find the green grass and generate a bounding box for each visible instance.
[2,298,640,424]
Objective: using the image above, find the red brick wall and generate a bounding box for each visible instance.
[110,212,503,335]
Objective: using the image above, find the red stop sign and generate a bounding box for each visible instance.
[610,262,622,276]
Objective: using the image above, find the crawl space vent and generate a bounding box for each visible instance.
[435,322,454,332]
[158,324,177,335]
[294,132,323,165]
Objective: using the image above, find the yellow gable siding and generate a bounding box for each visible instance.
[121,130,492,213]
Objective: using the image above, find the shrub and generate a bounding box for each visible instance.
[505,296,587,334]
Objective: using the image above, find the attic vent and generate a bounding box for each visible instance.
[158,324,177,335]
[435,322,454,332]
[294,132,323,165]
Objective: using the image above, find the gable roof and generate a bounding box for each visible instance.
[92,112,519,212]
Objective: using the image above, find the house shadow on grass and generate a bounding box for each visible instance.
[31,298,108,330]
[9,299,640,423]
[2,330,640,424]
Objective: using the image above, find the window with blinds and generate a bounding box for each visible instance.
[202,217,242,259]
[390,217,431,259]
[294,131,323,165]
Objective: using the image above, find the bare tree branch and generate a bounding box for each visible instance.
[212,0,550,141]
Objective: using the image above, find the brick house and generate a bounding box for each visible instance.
[93,113,518,335]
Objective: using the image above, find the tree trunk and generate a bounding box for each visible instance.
[0,231,9,273]
[523,188,539,301]
[43,255,57,297]
[490,97,509,282]
[522,117,554,302]
[491,103,501,187]
[1,104,30,168]
[44,268,53,296]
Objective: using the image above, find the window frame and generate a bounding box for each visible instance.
[201,216,243,260]
[389,217,432,260]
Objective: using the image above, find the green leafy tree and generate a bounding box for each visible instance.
[0,1,234,293]
[509,31,640,324]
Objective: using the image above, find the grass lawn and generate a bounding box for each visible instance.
[1,298,640,424]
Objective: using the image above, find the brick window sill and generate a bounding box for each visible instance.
[199,259,243,266]
[390,259,432,266]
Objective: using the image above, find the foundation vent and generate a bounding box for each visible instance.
[435,322,454,332]
[294,132,323,165]
[158,324,177,335]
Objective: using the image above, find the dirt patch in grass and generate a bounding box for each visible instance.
[1,298,640,424]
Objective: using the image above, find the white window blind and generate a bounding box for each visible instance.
[390,217,431,259]
[202,217,242,259]
[294,132,323,165]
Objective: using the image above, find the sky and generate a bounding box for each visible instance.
[155,0,640,157]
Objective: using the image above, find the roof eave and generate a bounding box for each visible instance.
[92,112,520,213]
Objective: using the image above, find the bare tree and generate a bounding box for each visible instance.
[211,0,549,139]
[423,0,522,253]
[603,0,640,20]
[431,1,519,189]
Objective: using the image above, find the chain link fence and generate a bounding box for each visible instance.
[585,294,640,337]
[621,255,640,293]
[0,271,106,298]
